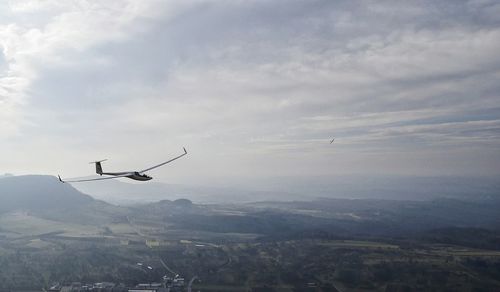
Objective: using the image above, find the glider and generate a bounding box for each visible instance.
[330,138,335,144]
[59,147,187,183]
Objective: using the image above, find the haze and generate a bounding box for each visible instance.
[1,0,499,187]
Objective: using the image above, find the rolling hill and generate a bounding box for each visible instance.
[0,175,126,225]
[0,175,94,213]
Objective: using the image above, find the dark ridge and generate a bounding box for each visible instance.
[0,175,94,213]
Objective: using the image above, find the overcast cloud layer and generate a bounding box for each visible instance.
[1,0,499,184]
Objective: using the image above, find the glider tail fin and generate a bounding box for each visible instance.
[89,159,107,175]
[96,162,103,175]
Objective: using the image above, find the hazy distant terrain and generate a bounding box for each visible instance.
[1,175,500,291]
[73,175,500,205]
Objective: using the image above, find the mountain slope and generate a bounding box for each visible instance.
[0,175,95,213]
[0,175,130,227]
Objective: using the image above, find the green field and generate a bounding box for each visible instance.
[0,211,101,237]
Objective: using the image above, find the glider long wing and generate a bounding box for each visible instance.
[58,173,132,183]
[139,147,187,173]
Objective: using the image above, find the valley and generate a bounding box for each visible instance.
[1,175,500,291]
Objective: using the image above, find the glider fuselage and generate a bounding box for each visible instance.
[126,172,152,181]
[102,172,152,181]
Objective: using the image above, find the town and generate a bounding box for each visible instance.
[48,275,192,292]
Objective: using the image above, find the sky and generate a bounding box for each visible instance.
[0,0,499,185]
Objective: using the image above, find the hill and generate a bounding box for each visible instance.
[0,175,94,213]
[0,175,126,226]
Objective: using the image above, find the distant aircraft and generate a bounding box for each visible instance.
[330,138,335,144]
[58,147,187,183]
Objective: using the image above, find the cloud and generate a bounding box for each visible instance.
[0,0,499,180]
[0,0,193,134]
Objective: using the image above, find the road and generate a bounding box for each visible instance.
[159,258,177,276]
[187,276,199,292]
